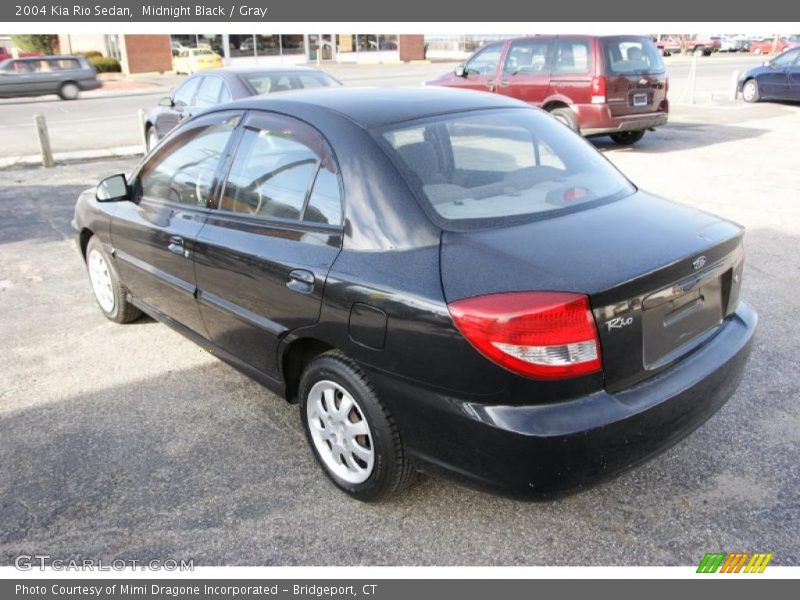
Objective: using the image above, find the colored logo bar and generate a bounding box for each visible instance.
[697,552,773,573]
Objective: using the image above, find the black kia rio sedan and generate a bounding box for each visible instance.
[73,87,757,501]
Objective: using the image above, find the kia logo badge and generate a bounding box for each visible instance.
[693,256,707,270]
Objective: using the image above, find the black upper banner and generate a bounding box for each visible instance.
[2,0,800,22]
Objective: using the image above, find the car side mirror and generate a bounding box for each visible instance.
[96,174,130,202]
[159,96,175,107]
[764,59,773,67]
[454,65,466,77]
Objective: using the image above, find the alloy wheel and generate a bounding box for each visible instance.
[306,380,375,484]
[87,249,115,313]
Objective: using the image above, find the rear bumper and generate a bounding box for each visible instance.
[575,103,669,136]
[368,301,756,498]
[79,79,102,91]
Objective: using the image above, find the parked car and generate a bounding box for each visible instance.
[0,55,100,100]
[172,47,224,75]
[427,35,668,145]
[144,67,342,151]
[787,35,800,49]
[73,87,756,501]
[739,47,800,102]
[654,36,682,56]
[749,38,789,55]
[720,36,750,53]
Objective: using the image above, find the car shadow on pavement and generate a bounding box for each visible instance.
[591,121,770,154]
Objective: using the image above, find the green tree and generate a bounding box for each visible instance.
[10,35,58,54]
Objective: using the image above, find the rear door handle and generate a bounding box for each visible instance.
[287,269,315,294]
[486,79,495,89]
[167,235,186,256]
[498,79,510,87]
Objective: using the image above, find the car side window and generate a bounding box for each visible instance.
[219,114,342,225]
[195,76,223,107]
[135,113,238,207]
[465,44,503,76]
[503,39,552,75]
[173,77,201,106]
[553,39,591,74]
[772,49,800,67]
[56,58,80,70]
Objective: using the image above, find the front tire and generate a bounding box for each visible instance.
[742,79,760,103]
[85,236,141,324]
[146,126,159,152]
[59,82,80,100]
[299,351,414,501]
[610,130,645,145]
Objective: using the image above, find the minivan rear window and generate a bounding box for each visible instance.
[602,36,665,74]
[379,108,635,228]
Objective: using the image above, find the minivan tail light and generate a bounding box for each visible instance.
[591,76,606,104]
[448,292,602,380]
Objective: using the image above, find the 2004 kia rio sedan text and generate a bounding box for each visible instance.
[73,88,757,501]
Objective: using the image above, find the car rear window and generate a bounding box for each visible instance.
[242,71,339,94]
[602,36,665,74]
[379,108,635,229]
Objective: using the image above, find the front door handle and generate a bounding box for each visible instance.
[486,79,495,89]
[287,269,315,294]
[167,235,185,256]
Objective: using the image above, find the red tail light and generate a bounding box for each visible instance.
[591,76,606,104]
[448,292,602,380]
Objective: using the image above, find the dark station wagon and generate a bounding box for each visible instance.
[73,88,756,501]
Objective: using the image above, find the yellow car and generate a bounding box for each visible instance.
[173,48,224,75]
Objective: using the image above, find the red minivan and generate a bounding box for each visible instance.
[427,35,669,145]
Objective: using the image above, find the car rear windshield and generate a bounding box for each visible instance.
[602,36,665,74]
[379,108,636,228]
[243,71,340,94]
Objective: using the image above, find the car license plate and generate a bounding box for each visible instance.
[632,93,648,107]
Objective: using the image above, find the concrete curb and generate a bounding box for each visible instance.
[0,145,144,170]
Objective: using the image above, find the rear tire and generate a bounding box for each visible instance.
[549,107,579,132]
[299,351,414,502]
[59,82,80,100]
[742,79,760,103]
[85,236,142,324]
[610,130,646,145]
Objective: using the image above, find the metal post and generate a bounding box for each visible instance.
[33,114,54,168]
[731,70,740,101]
[688,51,699,104]
[137,109,148,154]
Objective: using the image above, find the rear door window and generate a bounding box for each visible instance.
[219,114,342,224]
[553,39,591,74]
[503,39,552,75]
[602,37,665,74]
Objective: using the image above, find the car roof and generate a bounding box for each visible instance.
[222,86,531,128]
[13,55,83,60]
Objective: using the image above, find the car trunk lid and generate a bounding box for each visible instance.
[440,191,744,391]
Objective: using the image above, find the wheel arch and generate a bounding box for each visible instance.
[79,227,94,259]
[280,337,337,403]
[542,98,571,112]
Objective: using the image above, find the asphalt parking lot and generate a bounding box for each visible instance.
[1,95,799,565]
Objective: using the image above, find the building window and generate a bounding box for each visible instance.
[280,35,305,55]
